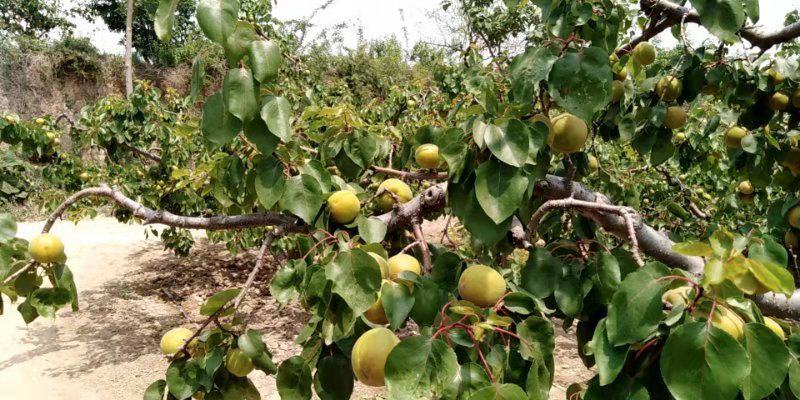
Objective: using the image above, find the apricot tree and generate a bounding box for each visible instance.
[3,0,800,399]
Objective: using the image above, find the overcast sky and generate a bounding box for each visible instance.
[69,0,800,55]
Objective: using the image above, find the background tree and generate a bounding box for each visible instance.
[0,0,74,39]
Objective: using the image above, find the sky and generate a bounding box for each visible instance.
[66,0,800,55]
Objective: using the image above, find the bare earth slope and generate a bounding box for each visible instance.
[0,217,591,399]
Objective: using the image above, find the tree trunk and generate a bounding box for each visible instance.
[124,0,134,96]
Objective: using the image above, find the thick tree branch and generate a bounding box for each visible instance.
[375,183,448,231]
[42,185,303,234]
[534,175,704,274]
[371,166,449,181]
[618,0,800,55]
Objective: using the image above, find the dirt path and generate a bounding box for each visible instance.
[0,217,591,399]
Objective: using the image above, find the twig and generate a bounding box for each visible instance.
[656,167,708,219]
[620,209,645,267]
[439,214,457,246]
[120,142,162,163]
[371,166,448,181]
[1,261,36,285]
[526,197,645,266]
[412,222,432,273]
[233,231,277,310]
[400,240,420,254]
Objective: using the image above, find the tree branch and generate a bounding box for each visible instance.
[618,0,800,55]
[120,142,162,163]
[233,231,276,310]
[656,167,708,219]
[41,185,303,234]
[371,166,449,181]
[375,183,448,231]
[412,222,432,273]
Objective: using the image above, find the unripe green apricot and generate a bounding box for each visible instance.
[656,75,682,102]
[664,106,687,130]
[547,113,588,154]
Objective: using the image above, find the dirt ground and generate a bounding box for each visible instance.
[0,217,592,399]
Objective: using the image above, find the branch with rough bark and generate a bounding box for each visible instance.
[371,166,449,181]
[617,0,800,55]
[38,174,800,319]
[527,196,646,266]
[41,185,304,234]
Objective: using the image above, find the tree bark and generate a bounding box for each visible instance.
[124,0,134,96]
[617,0,800,55]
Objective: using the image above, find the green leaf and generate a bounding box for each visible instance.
[143,379,167,400]
[313,354,354,400]
[409,276,449,326]
[750,236,788,269]
[790,358,800,397]
[277,356,312,400]
[201,92,241,146]
[520,248,561,298]
[467,383,528,400]
[54,265,79,311]
[385,336,459,400]
[485,121,529,167]
[238,329,277,375]
[743,0,759,22]
[749,258,795,296]
[223,68,258,123]
[660,322,750,400]
[516,315,555,362]
[166,359,203,400]
[189,55,206,103]
[200,288,240,316]
[606,262,670,345]
[381,281,415,330]
[279,174,324,224]
[547,47,613,121]
[742,323,791,400]
[594,253,621,303]
[261,96,293,142]
[154,0,179,41]
[672,241,713,257]
[254,157,285,210]
[224,21,259,65]
[449,178,511,247]
[589,319,629,386]
[196,0,238,44]
[650,128,675,166]
[17,297,38,324]
[244,116,280,155]
[509,45,558,103]
[0,213,16,241]
[692,0,745,43]
[298,160,332,193]
[357,216,387,243]
[474,159,528,224]
[29,287,71,319]
[554,273,582,317]
[270,266,300,304]
[250,40,282,84]
[325,249,382,314]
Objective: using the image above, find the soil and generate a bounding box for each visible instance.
[0,217,593,399]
